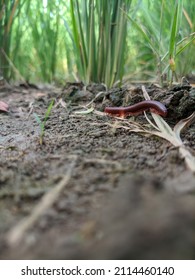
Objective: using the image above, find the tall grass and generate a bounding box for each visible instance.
[1,0,72,83]
[0,0,24,80]
[26,1,60,82]
[0,0,195,84]
[126,0,195,83]
[176,0,195,76]
[66,0,132,87]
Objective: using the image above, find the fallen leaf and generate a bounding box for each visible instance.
[0,101,9,112]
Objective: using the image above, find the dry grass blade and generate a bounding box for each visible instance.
[6,156,77,247]
[105,118,150,135]
[0,48,26,83]
[179,146,195,173]
[142,86,195,173]
[174,112,195,140]
[73,107,94,115]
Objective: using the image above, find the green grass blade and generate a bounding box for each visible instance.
[169,0,183,59]
[124,10,158,57]
[176,35,195,57]
[33,113,44,132]
[169,2,179,60]
[43,99,54,127]
[87,0,96,83]
[70,0,84,77]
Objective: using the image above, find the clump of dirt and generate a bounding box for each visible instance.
[0,81,195,259]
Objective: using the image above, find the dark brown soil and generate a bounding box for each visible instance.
[0,82,195,259]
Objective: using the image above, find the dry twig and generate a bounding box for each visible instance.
[6,156,77,247]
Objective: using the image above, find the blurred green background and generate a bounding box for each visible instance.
[0,0,194,87]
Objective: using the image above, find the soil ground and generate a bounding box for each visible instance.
[0,82,195,259]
